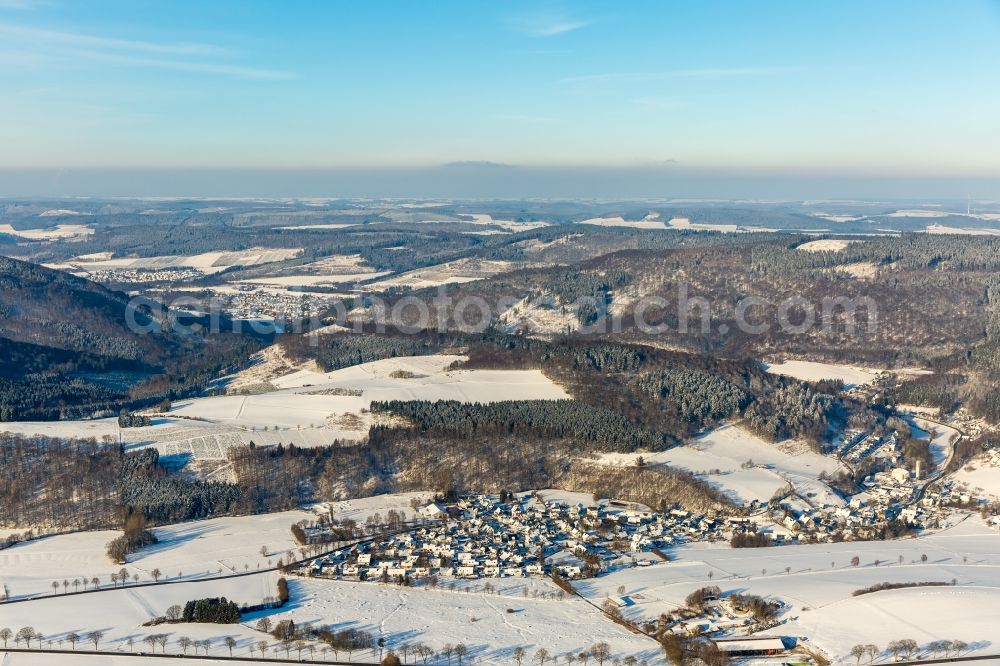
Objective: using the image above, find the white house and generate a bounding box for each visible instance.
[421,503,448,519]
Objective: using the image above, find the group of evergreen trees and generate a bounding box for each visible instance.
[463,333,841,444]
[281,330,451,372]
[633,369,749,424]
[539,269,630,324]
[371,399,668,452]
[743,381,836,445]
[117,448,248,524]
[751,234,1000,274]
[890,290,1000,423]
[117,411,152,428]
[180,597,241,624]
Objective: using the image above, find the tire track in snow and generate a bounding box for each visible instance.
[481,590,536,640]
[379,588,408,639]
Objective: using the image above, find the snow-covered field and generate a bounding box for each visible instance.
[787,586,999,660]
[3,495,1000,664]
[764,360,879,387]
[462,213,549,232]
[955,463,1000,499]
[0,573,278,658]
[7,509,995,665]
[38,209,90,217]
[497,296,581,335]
[889,209,951,218]
[235,272,389,287]
[0,574,661,665]
[277,223,358,230]
[579,216,669,230]
[0,223,93,240]
[889,209,1000,223]
[1,355,568,455]
[796,239,856,252]
[926,223,1000,236]
[0,494,438,601]
[362,258,519,290]
[577,216,778,234]
[0,512,312,600]
[268,577,661,665]
[232,254,390,288]
[667,217,740,233]
[810,213,864,223]
[314,492,432,525]
[55,248,302,275]
[594,410,952,508]
[168,355,568,431]
[577,516,1000,661]
[0,487,659,664]
[905,416,961,469]
[839,260,882,279]
[0,418,122,441]
[597,424,845,506]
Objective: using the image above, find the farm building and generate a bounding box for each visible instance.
[713,636,787,657]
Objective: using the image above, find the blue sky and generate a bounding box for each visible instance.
[1,1,999,197]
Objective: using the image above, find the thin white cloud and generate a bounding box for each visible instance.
[508,9,590,36]
[0,23,229,55]
[57,46,294,80]
[0,23,294,79]
[561,66,804,86]
[0,0,49,9]
[514,48,573,55]
[531,19,587,36]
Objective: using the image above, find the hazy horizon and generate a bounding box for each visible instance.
[1,1,999,198]
[1,165,998,201]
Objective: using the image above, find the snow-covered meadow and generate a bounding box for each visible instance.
[763,360,879,388]
[361,258,520,290]
[0,355,570,471]
[0,493,441,602]
[597,424,845,506]
[0,512,311,600]
[576,516,1000,661]
[0,574,277,659]
[168,355,569,431]
[2,486,999,665]
[269,577,661,665]
[579,216,669,230]
[795,239,856,252]
[54,248,302,275]
[0,572,661,665]
[5,510,998,665]
[0,224,93,240]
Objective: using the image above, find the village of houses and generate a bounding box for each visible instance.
[291,408,1000,590]
[300,494,720,584]
[296,466,961,589]
[273,408,1000,663]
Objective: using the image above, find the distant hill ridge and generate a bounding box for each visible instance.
[0,256,260,421]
